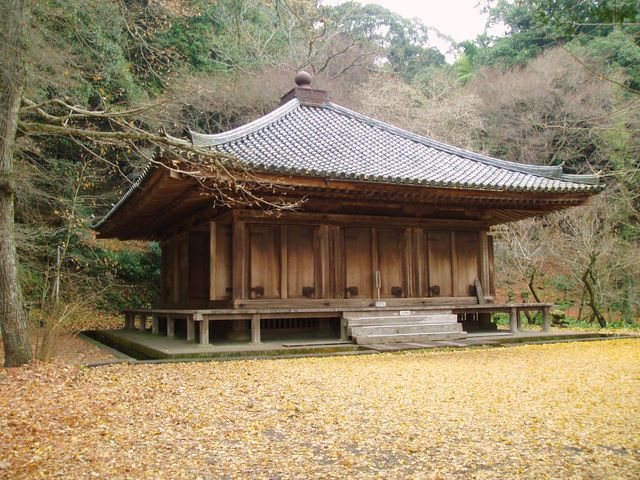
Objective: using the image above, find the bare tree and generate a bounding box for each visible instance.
[498,218,547,304]
[545,194,634,328]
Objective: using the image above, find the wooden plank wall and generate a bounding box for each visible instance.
[344,228,373,298]
[377,229,405,298]
[213,224,232,300]
[249,224,281,299]
[455,231,480,297]
[188,231,210,299]
[160,217,491,307]
[286,226,315,298]
[427,231,453,297]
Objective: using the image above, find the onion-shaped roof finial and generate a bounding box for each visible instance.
[295,70,313,88]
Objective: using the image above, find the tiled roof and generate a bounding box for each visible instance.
[93,95,602,231]
[190,98,601,193]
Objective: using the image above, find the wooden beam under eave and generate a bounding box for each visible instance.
[95,167,167,238]
[124,185,202,239]
[234,171,598,202]
[233,209,491,230]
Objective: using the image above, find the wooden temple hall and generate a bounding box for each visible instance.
[93,72,602,349]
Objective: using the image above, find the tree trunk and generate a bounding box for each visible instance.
[582,255,607,329]
[527,269,542,303]
[525,269,542,324]
[0,0,33,366]
[577,287,586,322]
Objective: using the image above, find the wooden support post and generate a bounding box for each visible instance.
[172,238,179,304]
[450,231,458,297]
[509,307,518,333]
[167,317,175,338]
[404,228,414,298]
[187,317,195,343]
[280,226,288,299]
[125,312,135,329]
[542,306,551,332]
[479,231,490,300]
[314,225,327,299]
[139,314,147,332]
[152,316,160,334]
[209,221,217,301]
[251,314,261,344]
[199,319,209,345]
[340,317,349,341]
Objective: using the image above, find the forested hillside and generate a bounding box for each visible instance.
[10,0,640,334]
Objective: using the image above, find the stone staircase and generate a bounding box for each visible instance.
[343,311,467,345]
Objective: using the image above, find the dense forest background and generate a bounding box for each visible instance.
[14,0,639,332]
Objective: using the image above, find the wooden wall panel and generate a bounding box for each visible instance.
[178,235,189,303]
[377,228,405,297]
[344,227,372,298]
[232,221,247,300]
[171,238,179,304]
[427,231,452,297]
[314,226,327,298]
[413,229,426,297]
[249,224,280,299]
[455,231,480,296]
[287,226,316,298]
[188,231,210,299]
[328,226,344,298]
[214,224,232,300]
[161,241,170,304]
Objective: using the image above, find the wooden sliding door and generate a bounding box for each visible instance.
[427,231,452,297]
[248,224,280,299]
[377,228,405,298]
[455,231,479,297]
[286,226,316,298]
[344,227,372,298]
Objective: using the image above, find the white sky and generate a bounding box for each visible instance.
[323,0,490,42]
[321,0,503,60]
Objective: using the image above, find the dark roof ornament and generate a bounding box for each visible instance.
[280,70,327,106]
[295,70,313,88]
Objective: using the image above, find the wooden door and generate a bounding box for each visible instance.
[249,224,280,299]
[177,235,189,303]
[286,226,316,298]
[213,224,232,300]
[377,228,405,298]
[344,227,372,298]
[455,231,479,297]
[188,231,210,300]
[427,231,452,297]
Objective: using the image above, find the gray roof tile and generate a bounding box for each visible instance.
[191,98,601,193]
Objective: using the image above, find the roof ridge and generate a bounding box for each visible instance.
[190,98,301,148]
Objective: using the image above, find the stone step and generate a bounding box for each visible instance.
[349,322,463,337]
[355,331,468,345]
[343,309,452,319]
[345,314,458,327]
